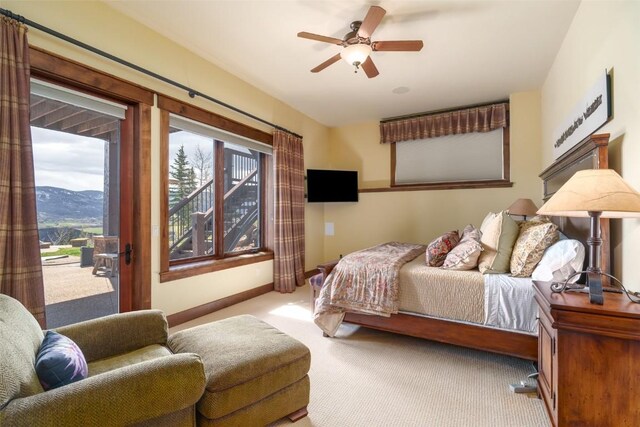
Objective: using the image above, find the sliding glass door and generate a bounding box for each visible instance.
[30,79,132,328]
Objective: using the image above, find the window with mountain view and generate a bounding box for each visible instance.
[30,78,126,327]
[164,112,272,267]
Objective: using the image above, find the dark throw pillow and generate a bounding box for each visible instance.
[35,331,88,391]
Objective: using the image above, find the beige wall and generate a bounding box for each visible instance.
[6,1,330,315]
[323,91,543,260]
[541,0,640,289]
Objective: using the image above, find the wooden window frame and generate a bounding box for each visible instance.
[158,95,274,282]
[387,126,512,192]
[29,46,153,310]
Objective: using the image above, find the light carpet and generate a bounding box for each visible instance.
[170,285,549,427]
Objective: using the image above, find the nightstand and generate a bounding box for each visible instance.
[533,281,640,427]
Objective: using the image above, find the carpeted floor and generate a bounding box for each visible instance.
[171,285,550,427]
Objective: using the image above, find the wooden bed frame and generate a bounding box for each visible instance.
[317,134,611,361]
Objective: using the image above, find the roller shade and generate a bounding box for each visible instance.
[170,114,272,155]
[395,128,504,184]
[31,78,127,120]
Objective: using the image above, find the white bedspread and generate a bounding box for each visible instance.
[484,274,537,333]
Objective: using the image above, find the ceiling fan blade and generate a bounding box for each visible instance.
[361,57,379,79]
[372,40,424,51]
[358,6,386,38]
[311,53,342,73]
[297,32,343,45]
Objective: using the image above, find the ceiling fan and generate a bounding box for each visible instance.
[297,5,423,78]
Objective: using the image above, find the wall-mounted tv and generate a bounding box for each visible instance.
[306,169,358,203]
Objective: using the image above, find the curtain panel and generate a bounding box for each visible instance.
[0,18,47,327]
[380,102,508,144]
[273,130,305,293]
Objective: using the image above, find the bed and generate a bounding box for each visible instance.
[314,133,611,361]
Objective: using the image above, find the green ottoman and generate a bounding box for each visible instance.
[168,315,310,427]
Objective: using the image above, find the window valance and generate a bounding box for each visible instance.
[380,102,508,144]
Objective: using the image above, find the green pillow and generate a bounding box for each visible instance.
[478,211,519,274]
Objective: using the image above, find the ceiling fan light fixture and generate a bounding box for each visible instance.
[340,43,372,67]
[299,5,422,78]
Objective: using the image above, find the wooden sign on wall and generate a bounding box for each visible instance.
[552,71,611,159]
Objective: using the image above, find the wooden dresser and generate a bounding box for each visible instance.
[534,281,640,426]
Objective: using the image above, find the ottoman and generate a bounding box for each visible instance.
[168,315,310,427]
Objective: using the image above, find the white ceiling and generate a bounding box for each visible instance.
[106,0,580,127]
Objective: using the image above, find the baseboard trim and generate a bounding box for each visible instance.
[305,268,319,279]
[166,282,274,327]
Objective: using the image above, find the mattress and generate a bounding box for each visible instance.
[397,255,537,334]
[398,256,485,324]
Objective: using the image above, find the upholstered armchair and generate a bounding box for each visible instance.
[0,294,206,427]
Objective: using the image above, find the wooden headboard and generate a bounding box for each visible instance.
[538,133,610,281]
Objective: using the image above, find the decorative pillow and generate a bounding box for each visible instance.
[479,212,495,231]
[528,215,550,223]
[477,211,519,274]
[460,224,482,242]
[532,239,585,283]
[443,225,483,270]
[426,230,460,267]
[510,220,559,277]
[35,331,88,391]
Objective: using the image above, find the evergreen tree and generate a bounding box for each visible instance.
[188,167,198,204]
[169,145,197,207]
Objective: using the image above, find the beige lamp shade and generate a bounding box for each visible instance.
[537,169,640,218]
[507,198,538,217]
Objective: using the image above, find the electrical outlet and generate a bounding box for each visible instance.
[325,222,334,236]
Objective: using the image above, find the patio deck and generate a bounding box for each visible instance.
[42,255,118,328]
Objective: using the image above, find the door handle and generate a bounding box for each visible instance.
[119,243,132,265]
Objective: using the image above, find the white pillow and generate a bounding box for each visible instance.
[531,239,585,283]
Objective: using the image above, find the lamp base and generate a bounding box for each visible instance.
[550,270,624,304]
[563,285,623,294]
[551,271,640,305]
[587,271,603,305]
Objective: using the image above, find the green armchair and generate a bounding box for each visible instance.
[0,294,206,427]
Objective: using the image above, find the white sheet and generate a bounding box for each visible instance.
[483,274,538,333]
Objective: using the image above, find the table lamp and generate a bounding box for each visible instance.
[537,169,640,304]
[507,198,538,220]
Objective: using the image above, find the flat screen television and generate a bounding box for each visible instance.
[306,169,358,203]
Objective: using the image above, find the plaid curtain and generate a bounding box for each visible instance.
[0,17,46,327]
[273,130,305,293]
[380,102,508,144]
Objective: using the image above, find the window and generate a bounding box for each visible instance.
[393,127,508,186]
[159,96,273,280]
[384,102,511,191]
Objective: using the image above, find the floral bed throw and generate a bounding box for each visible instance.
[314,242,425,336]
